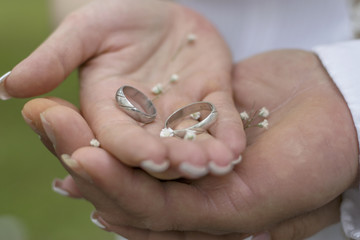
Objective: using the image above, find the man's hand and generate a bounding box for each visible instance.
[231,49,358,238]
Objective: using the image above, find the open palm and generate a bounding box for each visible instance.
[8,0,245,179]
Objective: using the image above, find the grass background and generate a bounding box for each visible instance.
[0,1,114,239]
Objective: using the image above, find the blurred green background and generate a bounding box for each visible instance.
[0,1,114,239]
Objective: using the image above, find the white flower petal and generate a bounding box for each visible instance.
[170,74,179,83]
[151,83,163,95]
[259,107,270,117]
[184,130,196,141]
[190,112,201,120]
[240,111,249,120]
[187,33,197,43]
[258,119,269,129]
[90,139,101,148]
[160,128,174,138]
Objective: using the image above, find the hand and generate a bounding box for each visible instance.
[22,50,359,239]
[8,0,245,179]
[22,98,250,240]
[231,49,358,238]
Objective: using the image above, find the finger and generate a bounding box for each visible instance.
[162,137,209,179]
[204,91,246,158]
[22,98,80,154]
[269,197,341,240]
[4,5,102,98]
[68,146,241,232]
[163,135,235,178]
[91,211,250,240]
[23,97,79,125]
[96,118,168,169]
[198,137,237,176]
[22,98,92,156]
[45,97,80,112]
[52,175,83,198]
[22,98,93,200]
[162,113,236,177]
[40,105,96,156]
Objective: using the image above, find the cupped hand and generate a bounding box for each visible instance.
[231,49,359,238]
[7,0,245,179]
[22,50,359,239]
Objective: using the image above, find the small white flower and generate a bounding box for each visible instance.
[187,33,197,43]
[258,119,269,129]
[90,139,101,148]
[160,128,174,138]
[258,107,270,118]
[240,111,250,120]
[190,112,201,120]
[151,83,163,95]
[184,130,196,141]
[169,74,179,83]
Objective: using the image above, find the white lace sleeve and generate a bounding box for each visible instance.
[314,40,360,240]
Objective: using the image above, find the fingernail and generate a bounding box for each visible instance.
[22,111,42,135]
[179,162,208,178]
[23,111,56,152]
[0,71,11,100]
[232,155,243,166]
[61,154,93,182]
[115,234,129,240]
[140,160,170,173]
[40,113,56,148]
[209,161,233,176]
[52,179,69,197]
[252,232,271,240]
[90,211,106,229]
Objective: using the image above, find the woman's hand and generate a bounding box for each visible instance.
[7,0,245,179]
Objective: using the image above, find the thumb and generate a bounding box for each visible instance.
[1,9,101,99]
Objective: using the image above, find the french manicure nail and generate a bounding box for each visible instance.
[179,162,208,178]
[0,71,11,100]
[252,232,271,240]
[90,211,106,229]
[232,155,243,166]
[52,179,69,197]
[140,160,170,173]
[209,161,233,176]
[40,113,56,148]
[61,154,93,182]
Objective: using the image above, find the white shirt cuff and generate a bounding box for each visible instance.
[314,40,360,240]
[313,40,360,151]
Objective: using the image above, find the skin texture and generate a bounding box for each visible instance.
[7,0,246,179]
[22,50,359,240]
